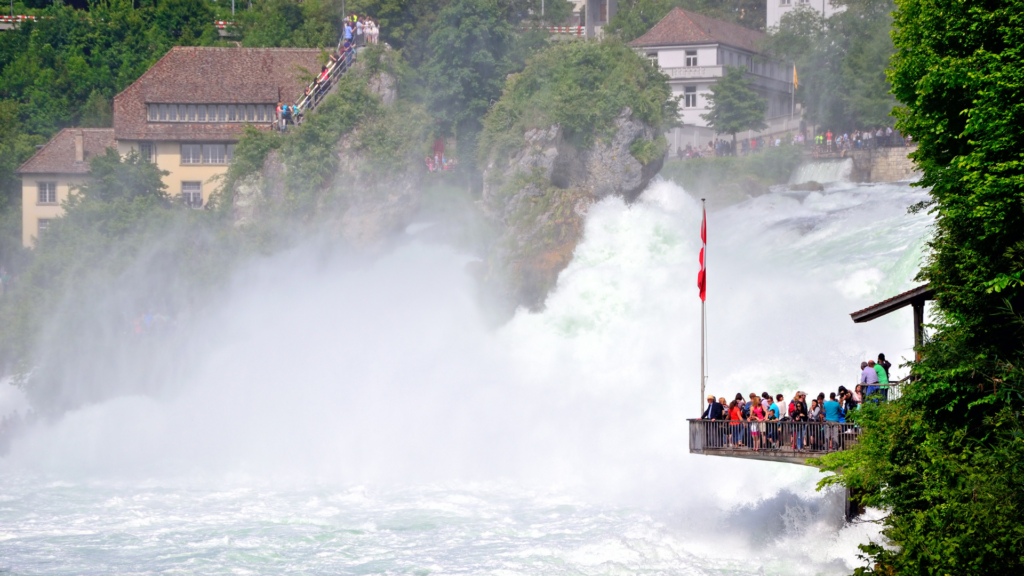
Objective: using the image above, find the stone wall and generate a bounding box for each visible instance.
[850,146,920,183]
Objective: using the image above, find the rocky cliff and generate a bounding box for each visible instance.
[231,62,427,248]
[480,107,665,312]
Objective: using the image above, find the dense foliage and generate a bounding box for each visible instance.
[421,0,516,173]
[0,150,240,409]
[814,1,1024,573]
[0,0,345,276]
[481,40,677,159]
[761,0,897,132]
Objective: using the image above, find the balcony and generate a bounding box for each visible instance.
[688,419,861,466]
[662,65,724,80]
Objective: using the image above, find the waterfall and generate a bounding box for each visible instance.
[790,158,854,184]
[0,178,933,575]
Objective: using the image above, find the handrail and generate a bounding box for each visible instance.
[295,46,356,116]
[688,418,860,456]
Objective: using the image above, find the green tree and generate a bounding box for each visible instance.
[422,0,515,179]
[700,65,766,149]
[814,1,1024,574]
[482,39,677,157]
[760,0,897,131]
[236,0,342,48]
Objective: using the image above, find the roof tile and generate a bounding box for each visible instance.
[628,8,764,52]
[17,128,115,175]
[114,47,324,142]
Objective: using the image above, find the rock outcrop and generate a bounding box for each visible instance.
[324,128,421,247]
[481,107,664,312]
[231,65,423,248]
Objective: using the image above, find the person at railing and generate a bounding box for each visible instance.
[838,385,857,416]
[875,353,891,401]
[750,401,765,451]
[860,360,879,397]
[276,101,288,132]
[807,398,821,450]
[824,392,844,451]
[702,395,723,420]
[765,399,780,449]
[727,400,744,448]
[789,392,808,451]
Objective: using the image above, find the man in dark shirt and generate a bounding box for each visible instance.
[702,395,723,420]
[701,395,724,448]
[790,392,809,450]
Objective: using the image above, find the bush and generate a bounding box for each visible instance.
[481,39,677,160]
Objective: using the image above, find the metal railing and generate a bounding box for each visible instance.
[295,46,356,117]
[688,419,860,456]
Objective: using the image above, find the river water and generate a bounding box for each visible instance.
[0,177,931,575]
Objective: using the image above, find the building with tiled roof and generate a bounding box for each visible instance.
[16,128,116,246]
[17,47,322,246]
[629,8,798,155]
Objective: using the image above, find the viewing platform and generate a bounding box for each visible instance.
[688,420,860,466]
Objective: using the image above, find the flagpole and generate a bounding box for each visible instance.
[700,198,706,413]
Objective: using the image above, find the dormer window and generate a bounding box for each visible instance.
[147,104,276,123]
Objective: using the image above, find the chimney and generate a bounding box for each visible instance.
[74,130,84,163]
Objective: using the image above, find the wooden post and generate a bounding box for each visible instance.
[913,299,924,361]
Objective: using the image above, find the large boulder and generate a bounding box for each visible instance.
[480,107,664,312]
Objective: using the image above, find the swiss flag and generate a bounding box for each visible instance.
[697,207,706,302]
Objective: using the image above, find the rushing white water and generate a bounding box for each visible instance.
[0,178,931,575]
[790,159,854,184]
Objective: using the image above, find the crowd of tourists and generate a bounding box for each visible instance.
[699,353,893,452]
[674,127,913,160]
[274,14,378,132]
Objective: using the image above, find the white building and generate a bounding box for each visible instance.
[629,8,799,153]
[767,0,845,29]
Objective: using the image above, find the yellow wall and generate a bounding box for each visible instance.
[20,140,235,247]
[118,140,231,206]
[21,174,89,247]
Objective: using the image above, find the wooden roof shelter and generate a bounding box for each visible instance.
[850,283,934,359]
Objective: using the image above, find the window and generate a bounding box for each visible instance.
[148,104,275,123]
[38,218,50,235]
[37,181,57,204]
[227,144,236,163]
[182,182,202,209]
[181,144,202,164]
[139,142,155,163]
[203,144,226,164]
[684,86,698,108]
[647,53,658,67]
[780,0,791,5]
[685,50,698,67]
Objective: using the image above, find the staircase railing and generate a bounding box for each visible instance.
[295,46,356,118]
